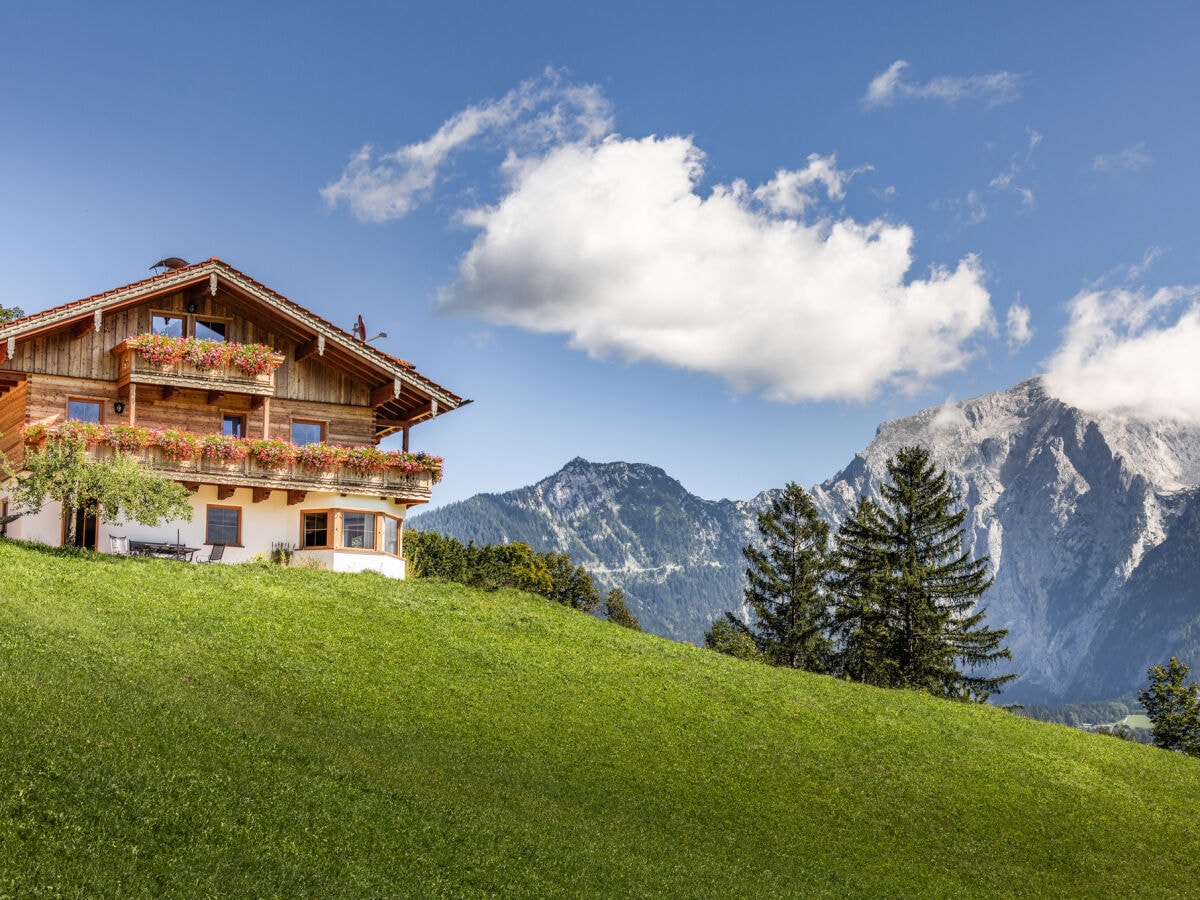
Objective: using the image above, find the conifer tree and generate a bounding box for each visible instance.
[603,588,641,631]
[830,446,1015,701]
[1139,657,1200,756]
[741,482,832,671]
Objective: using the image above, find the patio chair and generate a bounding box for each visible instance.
[109,535,130,556]
[197,543,226,564]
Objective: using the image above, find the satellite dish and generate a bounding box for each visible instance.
[151,257,188,271]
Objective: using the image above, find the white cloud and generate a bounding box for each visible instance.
[989,129,1041,209]
[863,60,1022,108]
[327,75,997,403]
[750,153,868,215]
[1006,300,1033,350]
[1042,286,1200,422]
[440,135,993,402]
[321,69,612,222]
[930,397,968,433]
[1092,142,1152,173]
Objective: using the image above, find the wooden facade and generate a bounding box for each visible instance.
[0,258,464,525]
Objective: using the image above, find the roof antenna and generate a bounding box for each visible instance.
[151,257,188,272]
[353,315,387,343]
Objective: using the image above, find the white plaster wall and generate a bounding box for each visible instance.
[0,482,410,579]
[0,491,65,545]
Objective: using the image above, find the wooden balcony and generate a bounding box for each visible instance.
[87,444,433,505]
[112,340,276,399]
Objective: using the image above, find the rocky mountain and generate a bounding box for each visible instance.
[409,458,769,640]
[412,378,1200,704]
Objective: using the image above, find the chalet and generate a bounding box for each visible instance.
[0,258,465,577]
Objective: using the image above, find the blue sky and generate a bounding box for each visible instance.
[5,2,1200,507]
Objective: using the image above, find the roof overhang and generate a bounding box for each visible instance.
[0,258,465,422]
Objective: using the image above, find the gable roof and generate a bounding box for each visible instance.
[0,258,465,430]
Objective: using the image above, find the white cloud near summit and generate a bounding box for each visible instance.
[863,60,1022,108]
[1042,286,1200,421]
[326,73,997,403]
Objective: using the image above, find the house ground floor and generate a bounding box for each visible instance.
[0,484,409,578]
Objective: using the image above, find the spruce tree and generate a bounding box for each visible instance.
[830,445,1015,701]
[741,482,832,671]
[1139,657,1200,756]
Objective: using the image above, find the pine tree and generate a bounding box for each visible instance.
[830,446,1015,701]
[1139,657,1200,756]
[741,482,832,671]
[603,588,641,631]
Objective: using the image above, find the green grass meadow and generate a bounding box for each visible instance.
[1,539,1198,897]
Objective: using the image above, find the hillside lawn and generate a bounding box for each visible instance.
[1,540,1198,897]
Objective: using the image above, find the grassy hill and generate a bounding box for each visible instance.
[1,540,1198,897]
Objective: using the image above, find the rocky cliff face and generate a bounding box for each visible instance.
[810,378,1200,703]
[413,379,1200,703]
[409,458,769,641]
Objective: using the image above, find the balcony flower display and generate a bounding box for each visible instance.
[22,420,105,447]
[295,443,342,472]
[123,334,284,376]
[152,428,200,461]
[24,422,444,481]
[341,445,392,473]
[184,338,230,371]
[201,433,250,463]
[126,333,186,366]
[106,424,153,453]
[230,342,284,376]
[247,438,298,470]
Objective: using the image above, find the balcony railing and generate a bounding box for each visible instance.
[113,340,276,397]
[140,447,434,503]
[43,441,434,504]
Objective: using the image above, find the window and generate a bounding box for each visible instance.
[342,512,375,550]
[205,505,241,545]
[383,517,399,555]
[67,399,102,423]
[302,511,329,548]
[194,319,227,342]
[152,314,185,337]
[1,499,7,538]
[222,413,246,438]
[300,509,401,555]
[291,419,325,446]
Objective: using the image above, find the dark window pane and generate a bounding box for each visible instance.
[303,512,328,548]
[152,315,184,337]
[383,517,398,555]
[222,414,245,438]
[291,421,323,446]
[206,507,239,545]
[195,320,227,342]
[67,400,101,423]
[341,512,374,550]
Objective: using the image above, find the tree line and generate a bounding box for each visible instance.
[405,530,640,630]
[706,445,1016,703]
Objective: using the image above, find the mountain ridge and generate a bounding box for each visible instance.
[412,377,1200,703]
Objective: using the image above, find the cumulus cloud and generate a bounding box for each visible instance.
[1092,142,1152,173]
[1042,286,1200,421]
[441,135,993,402]
[863,60,1022,108]
[327,74,997,403]
[1006,300,1033,350]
